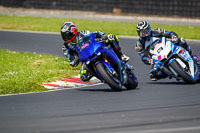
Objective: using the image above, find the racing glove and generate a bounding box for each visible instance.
[108,34,115,43]
[154,28,165,35]
[171,35,178,43]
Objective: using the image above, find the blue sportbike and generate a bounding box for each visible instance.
[149,37,200,83]
[76,33,138,91]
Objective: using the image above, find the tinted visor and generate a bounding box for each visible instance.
[139,29,149,38]
[65,32,75,41]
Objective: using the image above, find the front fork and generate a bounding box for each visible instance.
[98,48,124,83]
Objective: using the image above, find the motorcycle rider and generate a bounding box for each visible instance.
[135,20,200,81]
[61,22,130,82]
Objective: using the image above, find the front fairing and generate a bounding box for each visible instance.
[149,37,171,63]
[76,33,124,84]
[76,33,105,62]
[170,43,198,79]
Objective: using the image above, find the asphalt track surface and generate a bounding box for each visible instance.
[0,30,200,133]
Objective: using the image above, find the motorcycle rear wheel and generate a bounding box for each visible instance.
[124,72,138,90]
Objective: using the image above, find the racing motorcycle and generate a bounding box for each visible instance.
[75,33,138,91]
[148,37,199,83]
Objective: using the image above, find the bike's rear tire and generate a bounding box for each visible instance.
[170,60,196,84]
[96,63,122,91]
[124,72,138,90]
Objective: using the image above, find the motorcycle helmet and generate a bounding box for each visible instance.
[136,21,151,40]
[61,22,78,44]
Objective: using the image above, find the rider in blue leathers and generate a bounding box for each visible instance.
[61,22,130,82]
[135,20,200,81]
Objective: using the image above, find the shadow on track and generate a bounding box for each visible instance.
[78,88,113,92]
[147,81,200,85]
[77,87,140,92]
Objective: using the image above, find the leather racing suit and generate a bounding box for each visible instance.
[135,28,194,80]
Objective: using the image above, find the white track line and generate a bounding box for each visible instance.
[111,126,200,133]
[0,83,103,97]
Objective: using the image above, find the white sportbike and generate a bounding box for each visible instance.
[147,37,199,83]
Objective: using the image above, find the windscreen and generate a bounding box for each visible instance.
[78,35,90,50]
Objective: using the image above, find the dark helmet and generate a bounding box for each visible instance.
[61,22,78,43]
[136,21,151,40]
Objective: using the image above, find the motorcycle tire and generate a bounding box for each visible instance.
[124,72,138,90]
[96,62,123,91]
[170,60,196,84]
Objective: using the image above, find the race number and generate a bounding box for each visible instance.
[157,47,163,54]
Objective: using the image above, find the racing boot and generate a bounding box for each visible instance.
[80,63,92,82]
[121,54,130,62]
[114,49,130,62]
[80,73,92,82]
[149,71,168,81]
[149,68,168,81]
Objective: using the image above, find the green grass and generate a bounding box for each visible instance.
[0,49,80,95]
[0,14,200,39]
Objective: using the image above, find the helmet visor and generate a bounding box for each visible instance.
[64,32,76,43]
[139,29,149,38]
[66,32,75,40]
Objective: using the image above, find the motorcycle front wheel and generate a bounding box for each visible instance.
[96,62,123,91]
[169,60,196,84]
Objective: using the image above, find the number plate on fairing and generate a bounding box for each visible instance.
[149,37,171,61]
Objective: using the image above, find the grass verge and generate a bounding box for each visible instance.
[0,49,80,95]
[0,14,200,40]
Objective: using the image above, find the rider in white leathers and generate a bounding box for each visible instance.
[135,20,200,81]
